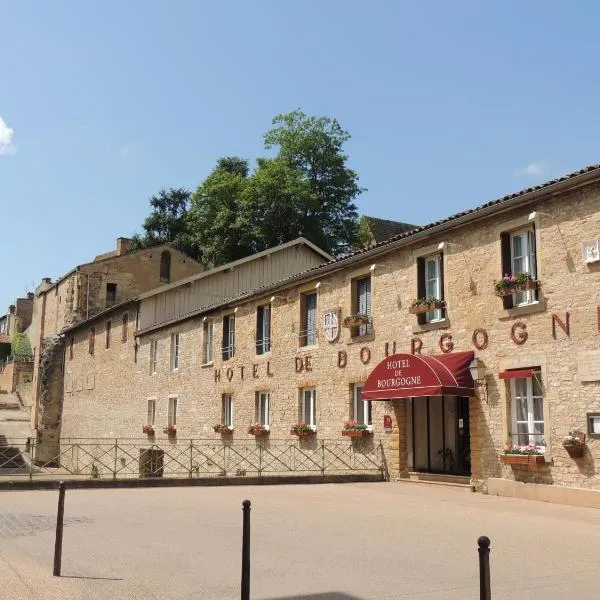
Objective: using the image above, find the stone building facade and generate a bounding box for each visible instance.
[58,165,600,504]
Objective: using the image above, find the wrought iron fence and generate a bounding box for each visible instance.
[0,437,387,481]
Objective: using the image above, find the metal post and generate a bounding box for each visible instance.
[321,441,325,475]
[189,439,193,478]
[53,481,66,577]
[241,500,251,600]
[113,438,118,480]
[478,535,491,600]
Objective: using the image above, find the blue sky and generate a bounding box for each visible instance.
[1,1,599,311]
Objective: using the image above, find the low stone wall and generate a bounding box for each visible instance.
[0,360,33,394]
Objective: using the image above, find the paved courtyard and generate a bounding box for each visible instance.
[1,481,599,599]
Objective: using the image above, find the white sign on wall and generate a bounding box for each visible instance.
[323,309,340,343]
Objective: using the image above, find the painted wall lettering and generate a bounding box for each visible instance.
[439,333,454,353]
[411,338,422,355]
[384,341,397,357]
[267,361,273,376]
[214,370,221,382]
[253,364,259,379]
[304,356,312,372]
[511,321,528,345]
[338,350,347,368]
[360,347,371,365]
[472,328,488,350]
[226,367,234,382]
[239,366,245,379]
[552,312,570,339]
[295,357,304,373]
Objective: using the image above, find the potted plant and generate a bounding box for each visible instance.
[500,443,545,466]
[214,424,234,434]
[163,424,177,435]
[494,273,538,297]
[343,314,370,329]
[142,424,154,434]
[563,431,586,458]
[409,297,444,315]
[342,420,371,438]
[248,423,270,436]
[290,422,316,437]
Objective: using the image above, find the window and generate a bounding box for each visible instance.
[222,314,235,360]
[88,327,95,355]
[300,292,317,346]
[106,283,117,308]
[168,396,178,426]
[147,398,156,426]
[222,394,233,428]
[69,337,74,360]
[352,276,372,336]
[170,333,179,371]
[500,227,538,308]
[256,305,271,354]
[353,384,372,427]
[150,339,158,374]
[105,320,111,349]
[300,388,317,428]
[121,313,128,343]
[160,251,171,283]
[510,371,544,449]
[256,392,270,426]
[203,320,214,364]
[416,254,444,324]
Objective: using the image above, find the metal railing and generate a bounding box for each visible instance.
[0,437,387,481]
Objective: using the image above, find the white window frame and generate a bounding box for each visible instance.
[168,396,178,427]
[510,228,537,307]
[424,254,443,323]
[223,314,235,360]
[510,373,544,450]
[353,384,372,429]
[147,398,156,426]
[170,333,179,371]
[150,339,158,375]
[222,394,233,429]
[203,321,214,365]
[257,392,270,427]
[300,388,317,430]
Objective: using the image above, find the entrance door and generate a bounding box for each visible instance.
[411,396,470,476]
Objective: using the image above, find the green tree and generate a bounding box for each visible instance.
[129,188,201,260]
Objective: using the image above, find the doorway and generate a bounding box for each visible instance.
[410,396,470,476]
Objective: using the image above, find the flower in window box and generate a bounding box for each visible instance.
[290,422,316,437]
[500,443,545,466]
[408,297,444,315]
[142,424,155,434]
[493,273,538,297]
[163,424,177,434]
[342,314,370,329]
[248,423,270,436]
[342,420,372,437]
[214,424,234,434]
[563,431,586,458]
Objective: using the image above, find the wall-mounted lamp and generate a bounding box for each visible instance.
[528,211,551,221]
[315,281,332,289]
[438,241,462,252]
[469,358,487,396]
[270,295,292,303]
[202,316,216,323]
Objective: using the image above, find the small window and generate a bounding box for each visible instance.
[222,394,233,428]
[106,283,117,308]
[88,327,95,355]
[203,320,214,364]
[510,370,544,450]
[300,388,317,428]
[170,333,179,371]
[160,251,171,283]
[416,254,444,324]
[351,276,372,336]
[256,305,271,355]
[256,392,270,426]
[150,339,158,375]
[353,384,372,427]
[222,314,235,360]
[69,337,74,360]
[500,227,538,308]
[105,320,111,349]
[168,396,178,426]
[147,398,156,426]
[300,292,317,347]
[121,313,128,343]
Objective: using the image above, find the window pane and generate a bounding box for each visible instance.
[532,373,542,397]
[533,397,544,422]
[515,397,528,422]
[514,378,527,397]
[365,401,372,426]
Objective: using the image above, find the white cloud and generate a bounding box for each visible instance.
[0,117,16,155]
[516,161,546,177]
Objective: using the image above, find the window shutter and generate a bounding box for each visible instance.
[500,232,513,309]
[306,294,316,345]
[417,257,426,325]
[438,254,445,318]
[256,308,262,354]
[529,225,538,301]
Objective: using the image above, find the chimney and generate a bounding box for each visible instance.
[8,305,15,314]
[27,293,34,299]
[42,278,52,284]
[116,237,132,256]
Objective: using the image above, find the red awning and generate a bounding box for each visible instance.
[362,351,475,400]
[498,369,534,380]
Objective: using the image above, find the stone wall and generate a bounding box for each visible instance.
[59,179,600,491]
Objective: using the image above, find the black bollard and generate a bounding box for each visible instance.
[478,535,491,600]
[53,481,66,577]
[241,500,251,600]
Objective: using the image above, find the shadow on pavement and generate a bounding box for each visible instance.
[60,575,123,581]
[260,594,364,600]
